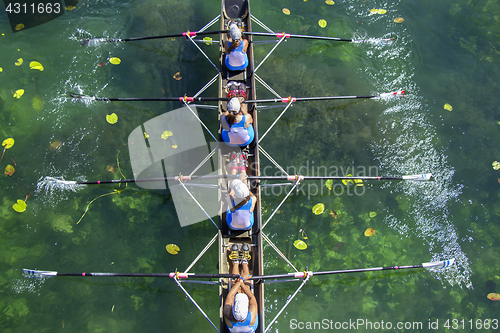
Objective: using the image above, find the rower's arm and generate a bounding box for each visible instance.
[221,114,230,131]
[223,280,242,318]
[240,281,257,305]
[249,193,257,212]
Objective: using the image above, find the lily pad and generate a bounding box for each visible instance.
[5,165,15,176]
[29,61,44,71]
[364,228,376,237]
[2,138,14,149]
[106,113,118,124]
[15,58,23,66]
[444,103,453,111]
[318,19,327,28]
[109,57,121,65]
[493,161,500,170]
[282,8,290,15]
[312,203,325,215]
[487,293,500,300]
[166,244,180,254]
[13,89,24,99]
[203,37,213,45]
[161,130,173,139]
[294,239,307,250]
[12,200,26,213]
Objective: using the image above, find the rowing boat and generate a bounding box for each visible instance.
[24,1,454,332]
[217,1,263,332]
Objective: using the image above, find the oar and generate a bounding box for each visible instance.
[39,173,431,191]
[23,269,237,279]
[248,259,455,280]
[249,173,432,181]
[69,94,228,102]
[244,31,392,44]
[25,259,454,280]
[81,30,228,46]
[244,91,405,103]
[69,91,404,104]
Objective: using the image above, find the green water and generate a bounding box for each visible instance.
[1,0,500,332]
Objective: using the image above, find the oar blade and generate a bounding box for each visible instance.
[23,269,58,278]
[402,173,432,181]
[422,259,455,270]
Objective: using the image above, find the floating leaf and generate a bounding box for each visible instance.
[369,212,377,218]
[65,5,75,10]
[161,130,173,139]
[144,132,149,139]
[293,239,307,250]
[106,113,118,124]
[109,57,121,65]
[493,161,500,170]
[312,203,325,215]
[325,0,335,4]
[13,89,24,98]
[364,228,376,237]
[173,72,182,80]
[29,61,44,71]
[0,67,3,72]
[15,58,23,66]
[2,138,14,149]
[203,37,213,45]
[166,244,180,255]
[318,19,327,28]
[444,103,453,111]
[49,140,62,151]
[32,96,43,110]
[354,178,363,186]
[329,210,338,219]
[106,165,116,173]
[370,9,387,14]
[487,293,500,301]
[5,165,15,176]
[342,174,353,185]
[394,17,404,23]
[13,200,27,213]
[171,145,178,149]
[325,179,333,190]
[282,8,290,15]
[15,23,24,31]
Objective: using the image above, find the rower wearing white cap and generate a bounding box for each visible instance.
[227,178,256,230]
[224,245,258,333]
[221,97,255,147]
[225,22,249,71]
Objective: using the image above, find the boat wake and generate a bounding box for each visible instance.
[352,6,472,288]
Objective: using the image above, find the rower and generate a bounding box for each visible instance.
[226,175,256,231]
[225,22,249,71]
[224,244,258,333]
[221,97,255,147]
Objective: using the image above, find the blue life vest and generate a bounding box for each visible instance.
[226,41,249,71]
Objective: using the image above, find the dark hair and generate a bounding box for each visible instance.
[225,112,237,126]
[230,195,251,212]
[228,39,241,53]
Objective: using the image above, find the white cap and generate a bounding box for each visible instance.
[233,293,249,321]
[227,97,240,113]
[231,179,249,198]
[229,23,241,41]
